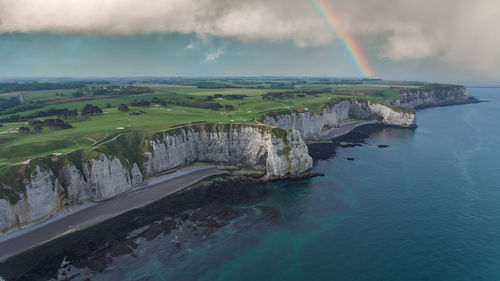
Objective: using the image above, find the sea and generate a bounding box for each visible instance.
[6,88,500,281]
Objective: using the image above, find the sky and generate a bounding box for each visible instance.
[0,0,499,84]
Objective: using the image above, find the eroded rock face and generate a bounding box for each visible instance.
[83,155,134,201]
[265,130,312,177]
[367,103,416,127]
[23,167,61,225]
[0,124,312,235]
[0,199,15,234]
[0,167,61,233]
[146,126,311,178]
[396,87,467,107]
[261,100,416,140]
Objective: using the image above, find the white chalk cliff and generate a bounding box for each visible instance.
[260,100,416,140]
[0,124,312,235]
[396,86,468,108]
[0,88,468,236]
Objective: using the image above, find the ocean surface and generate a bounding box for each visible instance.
[14,88,500,281]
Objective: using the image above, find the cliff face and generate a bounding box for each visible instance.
[0,124,312,235]
[396,87,467,108]
[260,100,416,140]
[143,125,311,178]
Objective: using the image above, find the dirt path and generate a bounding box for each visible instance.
[0,166,226,261]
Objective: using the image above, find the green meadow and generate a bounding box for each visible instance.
[0,80,436,166]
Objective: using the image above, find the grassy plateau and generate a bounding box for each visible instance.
[0,78,457,167]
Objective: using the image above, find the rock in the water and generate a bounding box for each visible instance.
[339,142,356,147]
[347,157,355,161]
[377,144,389,148]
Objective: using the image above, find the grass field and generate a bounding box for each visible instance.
[0,79,451,166]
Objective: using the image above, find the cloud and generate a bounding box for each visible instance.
[0,0,500,77]
[332,0,500,77]
[0,0,333,47]
[381,30,438,61]
[205,48,224,61]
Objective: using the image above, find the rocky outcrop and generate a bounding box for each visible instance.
[259,100,416,140]
[395,86,468,108]
[143,125,311,178]
[368,103,416,127]
[0,124,312,235]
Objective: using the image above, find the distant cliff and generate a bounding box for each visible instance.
[395,86,469,108]
[0,124,312,235]
[259,99,416,140]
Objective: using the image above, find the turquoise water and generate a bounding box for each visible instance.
[95,88,500,281]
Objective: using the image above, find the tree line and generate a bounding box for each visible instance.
[0,103,104,124]
[261,89,329,100]
[0,82,87,93]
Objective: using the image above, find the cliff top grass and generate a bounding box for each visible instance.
[151,122,293,143]
[256,97,408,121]
[0,79,445,167]
[0,121,297,203]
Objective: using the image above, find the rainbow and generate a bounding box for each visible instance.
[311,0,376,78]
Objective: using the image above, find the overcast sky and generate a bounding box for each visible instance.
[1,0,499,83]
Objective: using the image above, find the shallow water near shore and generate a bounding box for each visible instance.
[4,88,500,281]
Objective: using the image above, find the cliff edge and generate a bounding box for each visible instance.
[396,86,470,108]
[259,99,416,141]
[0,123,312,235]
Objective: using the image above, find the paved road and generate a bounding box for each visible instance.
[321,120,380,139]
[0,166,226,261]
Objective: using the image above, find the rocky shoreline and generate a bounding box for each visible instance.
[412,97,481,109]
[0,124,313,236]
[0,122,395,280]
[0,108,462,280]
[0,171,312,280]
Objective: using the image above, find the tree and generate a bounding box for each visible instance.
[130,100,150,107]
[72,91,84,98]
[57,123,73,129]
[29,119,43,126]
[69,109,78,117]
[56,108,70,119]
[81,104,102,116]
[118,104,129,112]
[45,119,73,130]
[224,104,235,110]
[33,125,43,133]
[18,127,30,134]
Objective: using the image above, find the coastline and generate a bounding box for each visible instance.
[0,120,404,280]
[0,166,227,261]
[0,164,317,263]
[412,97,481,110]
[0,170,312,280]
[0,98,476,269]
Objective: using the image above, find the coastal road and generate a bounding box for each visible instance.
[0,166,226,261]
[321,120,380,139]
